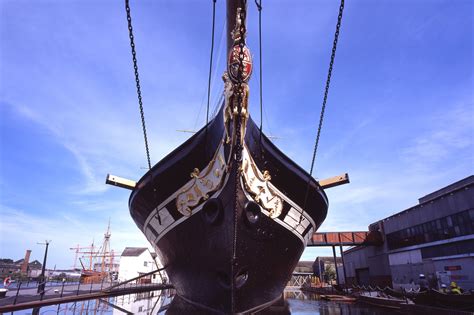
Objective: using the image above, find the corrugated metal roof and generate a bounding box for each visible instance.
[121,247,147,257]
[379,175,474,225]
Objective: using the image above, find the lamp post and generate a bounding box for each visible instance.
[37,240,51,295]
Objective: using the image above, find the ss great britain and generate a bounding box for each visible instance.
[107,0,345,313]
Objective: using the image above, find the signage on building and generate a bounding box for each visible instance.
[444,265,462,271]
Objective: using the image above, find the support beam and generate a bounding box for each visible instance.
[332,246,340,286]
[340,245,347,286]
[319,173,350,189]
[318,258,323,286]
[105,174,136,190]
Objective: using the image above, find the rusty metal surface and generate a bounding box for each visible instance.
[308,231,383,246]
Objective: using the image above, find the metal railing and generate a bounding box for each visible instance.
[2,269,168,307]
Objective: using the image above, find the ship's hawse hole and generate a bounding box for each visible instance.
[245,201,261,224]
[202,198,223,224]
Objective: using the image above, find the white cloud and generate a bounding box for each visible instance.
[0,204,151,268]
[401,102,473,170]
[12,103,108,194]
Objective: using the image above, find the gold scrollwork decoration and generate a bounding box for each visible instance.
[176,143,227,216]
[241,148,283,218]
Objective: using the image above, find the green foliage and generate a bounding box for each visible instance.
[52,273,67,281]
[324,265,336,281]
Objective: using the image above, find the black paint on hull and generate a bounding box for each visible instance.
[129,103,328,313]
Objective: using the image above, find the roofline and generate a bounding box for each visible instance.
[370,175,473,227]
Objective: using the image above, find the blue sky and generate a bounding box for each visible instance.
[0,0,472,268]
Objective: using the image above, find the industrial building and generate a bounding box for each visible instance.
[0,250,43,279]
[343,175,474,290]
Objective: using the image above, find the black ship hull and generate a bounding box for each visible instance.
[129,103,328,313]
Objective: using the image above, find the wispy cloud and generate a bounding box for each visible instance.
[13,103,107,194]
[401,102,473,172]
[0,204,150,266]
[317,101,474,233]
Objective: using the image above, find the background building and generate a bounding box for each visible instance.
[313,256,342,284]
[0,258,42,279]
[118,247,163,283]
[293,261,314,273]
[343,176,474,290]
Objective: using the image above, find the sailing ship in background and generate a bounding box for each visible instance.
[108,0,346,313]
[70,223,118,284]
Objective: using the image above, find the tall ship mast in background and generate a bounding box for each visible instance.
[70,222,118,283]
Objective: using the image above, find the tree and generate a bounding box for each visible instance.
[53,272,67,281]
[324,265,336,283]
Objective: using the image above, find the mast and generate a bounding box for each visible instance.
[226,0,247,56]
[101,220,111,274]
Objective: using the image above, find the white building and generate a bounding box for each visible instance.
[118,247,163,283]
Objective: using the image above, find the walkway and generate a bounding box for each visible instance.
[0,282,173,312]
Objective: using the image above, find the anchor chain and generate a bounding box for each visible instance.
[255,0,263,141]
[232,5,247,254]
[308,0,344,178]
[125,0,152,170]
[231,1,248,311]
[301,0,345,220]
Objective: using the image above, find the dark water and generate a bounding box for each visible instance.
[8,289,400,314]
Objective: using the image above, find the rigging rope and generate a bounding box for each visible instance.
[302,0,345,217]
[206,0,217,127]
[193,19,225,131]
[209,22,227,119]
[125,0,152,170]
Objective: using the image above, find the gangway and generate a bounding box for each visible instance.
[308,231,382,246]
[307,230,383,287]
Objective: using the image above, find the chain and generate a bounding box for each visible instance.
[302,0,345,218]
[255,0,263,145]
[232,2,247,310]
[125,0,152,170]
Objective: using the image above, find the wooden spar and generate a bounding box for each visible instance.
[319,173,350,189]
[176,129,197,134]
[227,0,247,56]
[105,174,136,190]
